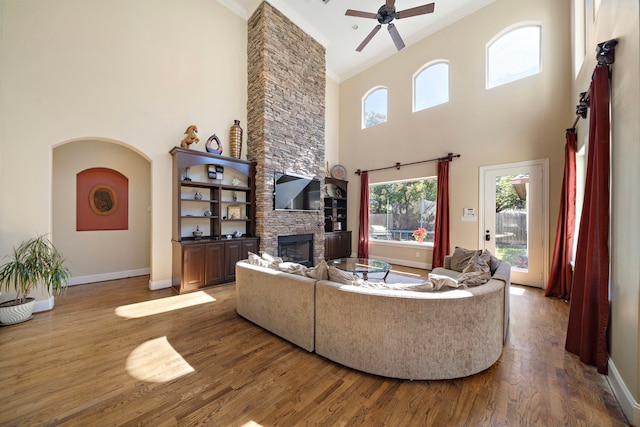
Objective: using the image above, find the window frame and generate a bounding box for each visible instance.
[368,176,438,248]
[362,86,388,129]
[486,23,542,89]
[412,60,450,112]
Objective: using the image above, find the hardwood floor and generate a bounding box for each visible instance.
[0,268,629,426]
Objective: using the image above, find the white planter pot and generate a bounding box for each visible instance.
[0,298,35,325]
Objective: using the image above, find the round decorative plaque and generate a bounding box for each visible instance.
[330,164,347,180]
[89,185,117,216]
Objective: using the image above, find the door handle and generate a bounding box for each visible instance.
[485,230,491,241]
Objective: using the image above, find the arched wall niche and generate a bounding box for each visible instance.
[52,138,152,285]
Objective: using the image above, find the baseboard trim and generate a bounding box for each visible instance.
[68,269,151,286]
[608,358,639,425]
[149,279,172,290]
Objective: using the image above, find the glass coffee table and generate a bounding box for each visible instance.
[331,258,391,281]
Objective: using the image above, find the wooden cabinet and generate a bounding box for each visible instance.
[324,178,351,260]
[170,147,259,293]
[324,231,352,260]
[172,238,259,293]
[224,240,242,282]
[181,243,207,291]
[205,242,225,285]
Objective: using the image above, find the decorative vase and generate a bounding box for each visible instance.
[206,134,223,154]
[229,120,243,159]
[417,237,424,243]
[192,226,203,240]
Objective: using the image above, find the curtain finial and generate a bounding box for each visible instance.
[596,39,618,66]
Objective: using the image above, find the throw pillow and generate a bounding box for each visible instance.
[260,252,283,270]
[305,260,329,280]
[328,265,359,284]
[279,262,307,276]
[450,247,482,272]
[481,249,502,276]
[248,252,270,268]
[459,253,492,286]
[462,253,491,274]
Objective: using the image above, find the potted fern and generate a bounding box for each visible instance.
[0,235,71,325]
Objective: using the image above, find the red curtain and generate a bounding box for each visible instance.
[432,160,450,268]
[357,172,369,258]
[545,129,577,300]
[565,65,610,374]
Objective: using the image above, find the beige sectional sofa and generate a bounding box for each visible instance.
[236,261,316,352]
[235,254,510,380]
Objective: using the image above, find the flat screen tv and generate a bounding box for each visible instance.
[273,172,321,211]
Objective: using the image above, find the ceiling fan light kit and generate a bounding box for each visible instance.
[346,1,435,52]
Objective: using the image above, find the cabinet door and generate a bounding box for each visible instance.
[338,231,352,258]
[243,238,258,256]
[225,241,242,281]
[205,242,225,286]
[324,233,338,260]
[183,244,206,291]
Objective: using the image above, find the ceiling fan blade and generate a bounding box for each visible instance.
[356,24,382,52]
[387,23,405,51]
[396,3,435,19]
[345,9,378,19]
[386,0,395,9]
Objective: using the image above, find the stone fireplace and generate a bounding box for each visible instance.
[246,2,326,265]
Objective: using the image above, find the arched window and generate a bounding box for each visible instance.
[487,24,541,89]
[413,61,449,112]
[362,87,388,129]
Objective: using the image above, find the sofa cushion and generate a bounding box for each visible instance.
[328,265,359,284]
[450,247,482,272]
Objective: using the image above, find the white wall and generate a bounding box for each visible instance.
[52,139,151,283]
[576,0,640,421]
[325,77,340,172]
[338,0,571,266]
[0,0,248,292]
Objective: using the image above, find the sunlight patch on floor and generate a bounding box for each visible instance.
[115,291,216,319]
[388,269,422,278]
[510,286,526,296]
[126,336,194,382]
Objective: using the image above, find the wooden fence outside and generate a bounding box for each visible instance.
[496,210,527,246]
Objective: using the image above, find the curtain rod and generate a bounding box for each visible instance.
[354,152,460,176]
[569,38,618,130]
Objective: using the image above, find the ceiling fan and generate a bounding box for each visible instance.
[345,1,435,52]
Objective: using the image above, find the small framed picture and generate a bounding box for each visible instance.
[227,205,242,220]
[333,222,342,231]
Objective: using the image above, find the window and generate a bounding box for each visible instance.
[487,24,541,89]
[573,0,586,77]
[369,177,437,243]
[362,87,388,128]
[413,61,449,112]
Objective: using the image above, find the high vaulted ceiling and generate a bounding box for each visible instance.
[218,0,495,82]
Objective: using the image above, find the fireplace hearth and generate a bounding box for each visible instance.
[278,234,314,267]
